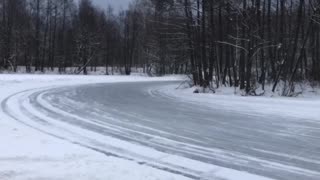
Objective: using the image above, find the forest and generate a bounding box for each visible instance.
[0,0,320,96]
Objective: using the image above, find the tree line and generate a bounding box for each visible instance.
[0,0,139,75]
[1,0,320,95]
[138,0,320,96]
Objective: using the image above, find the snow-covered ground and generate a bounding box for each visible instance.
[156,83,320,120]
[0,123,190,180]
[0,75,191,180]
[0,75,320,180]
[0,74,278,180]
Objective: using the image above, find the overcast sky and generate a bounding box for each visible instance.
[91,0,132,12]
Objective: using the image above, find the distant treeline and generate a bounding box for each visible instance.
[1,0,320,95]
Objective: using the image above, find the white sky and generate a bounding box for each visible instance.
[91,0,132,12]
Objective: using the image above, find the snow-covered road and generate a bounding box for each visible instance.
[1,75,319,180]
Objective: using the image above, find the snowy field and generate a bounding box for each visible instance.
[0,74,319,180]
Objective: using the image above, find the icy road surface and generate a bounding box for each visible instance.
[2,80,320,180]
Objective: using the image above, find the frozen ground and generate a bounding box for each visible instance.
[0,74,319,180]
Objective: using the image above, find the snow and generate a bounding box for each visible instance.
[0,74,190,180]
[0,74,277,180]
[153,83,320,121]
[0,124,191,180]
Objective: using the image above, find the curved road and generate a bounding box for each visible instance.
[3,81,320,180]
